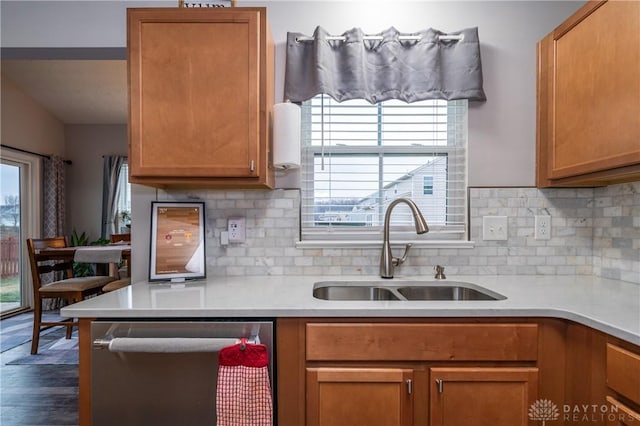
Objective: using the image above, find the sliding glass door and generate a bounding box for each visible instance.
[1,162,22,313]
[0,151,42,316]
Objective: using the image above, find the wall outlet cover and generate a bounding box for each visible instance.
[535,215,551,240]
[228,217,246,243]
[482,216,508,241]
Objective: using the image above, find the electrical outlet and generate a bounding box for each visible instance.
[227,217,246,243]
[535,215,551,240]
[482,216,508,241]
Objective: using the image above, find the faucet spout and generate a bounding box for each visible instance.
[380,198,429,279]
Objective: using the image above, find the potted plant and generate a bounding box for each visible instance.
[70,230,109,277]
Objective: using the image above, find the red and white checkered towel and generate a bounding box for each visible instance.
[216,339,273,426]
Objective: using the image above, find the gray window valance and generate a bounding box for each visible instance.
[284,26,486,104]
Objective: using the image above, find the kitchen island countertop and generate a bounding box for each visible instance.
[61,274,640,345]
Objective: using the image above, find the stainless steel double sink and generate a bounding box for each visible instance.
[313,280,506,301]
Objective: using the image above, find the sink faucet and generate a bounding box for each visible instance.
[380,198,429,279]
[434,265,446,279]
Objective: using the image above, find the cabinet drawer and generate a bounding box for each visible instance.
[605,396,640,425]
[306,323,538,361]
[607,344,640,404]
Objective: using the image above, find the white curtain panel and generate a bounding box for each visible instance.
[101,155,126,239]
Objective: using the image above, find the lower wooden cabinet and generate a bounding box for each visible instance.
[429,367,538,426]
[298,321,539,426]
[276,319,640,426]
[306,368,414,426]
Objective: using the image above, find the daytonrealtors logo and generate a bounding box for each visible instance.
[529,399,639,424]
[529,399,560,425]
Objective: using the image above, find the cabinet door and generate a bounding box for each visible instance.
[537,0,640,186]
[430,367,538,426]
[128,8,272,187]
[307,367,413,426]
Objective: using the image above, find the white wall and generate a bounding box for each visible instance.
[65,124,128,241]
[0,0,172,48]
[1,73,66,156]
[0,75,128,240]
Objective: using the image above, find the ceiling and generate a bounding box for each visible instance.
[2,59,128,125]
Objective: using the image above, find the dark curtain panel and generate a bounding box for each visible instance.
[43,155,66,237]
[285,26,486,104]
[101,155,126,239]
[42,156,67,308]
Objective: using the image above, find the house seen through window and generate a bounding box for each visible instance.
[300,95,467,241]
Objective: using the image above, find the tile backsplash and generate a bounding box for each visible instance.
[592,183,640,283]
[163,182,639,284]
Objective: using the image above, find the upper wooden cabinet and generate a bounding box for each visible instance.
[537,0,640,187]
[127,7,274,188]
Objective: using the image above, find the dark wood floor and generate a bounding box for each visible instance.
[1,323,79,426]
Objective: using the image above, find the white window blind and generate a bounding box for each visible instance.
[301,95,468,241]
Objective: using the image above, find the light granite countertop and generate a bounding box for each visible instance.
[61,275,640,346]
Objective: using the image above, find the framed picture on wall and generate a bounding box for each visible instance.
[149,201,206,282]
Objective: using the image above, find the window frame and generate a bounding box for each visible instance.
[0,149,42,310]
[299,96,469,245]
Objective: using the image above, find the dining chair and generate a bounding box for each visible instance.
[26,237,115,355]
[103,278,131,292]
[109,233,131,244]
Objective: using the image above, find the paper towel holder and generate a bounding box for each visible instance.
[273,101,301,170]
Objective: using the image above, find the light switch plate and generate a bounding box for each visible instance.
[482,216,508,241]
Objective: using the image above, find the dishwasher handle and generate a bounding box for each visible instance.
[93,337,255,353]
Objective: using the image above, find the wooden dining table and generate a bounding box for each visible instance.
[38,244,131,278]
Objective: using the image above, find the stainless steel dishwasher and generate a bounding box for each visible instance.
[91,319,275,426]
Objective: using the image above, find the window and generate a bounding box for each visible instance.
[423,176,434,195]
[115,162,131,232]
[300,95,467,242]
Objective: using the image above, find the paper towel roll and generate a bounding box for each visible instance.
[273,102,301,169]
